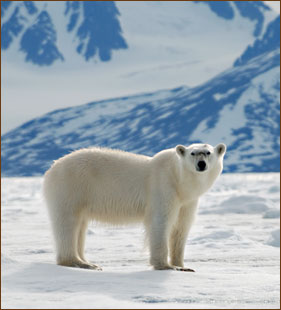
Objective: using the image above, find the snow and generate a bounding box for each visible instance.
[2,173,280,309]
[267,229,280,247]
[213,88,236,101]
[265,1,280,13]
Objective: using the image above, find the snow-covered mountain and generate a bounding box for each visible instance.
[1,2,280,176]
[1,1,274,66]
[2,12,280,176]
[2,1,278,136]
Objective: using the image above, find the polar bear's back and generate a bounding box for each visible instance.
[44,148,152,223]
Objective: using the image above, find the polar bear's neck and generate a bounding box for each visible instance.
[175,157,221,202]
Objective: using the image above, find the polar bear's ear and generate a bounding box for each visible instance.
[176,145,186,157]
[215,143,226,156]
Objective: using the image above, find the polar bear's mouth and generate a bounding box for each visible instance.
[197,160,207,172]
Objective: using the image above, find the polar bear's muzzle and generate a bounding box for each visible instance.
[197,160,207,172]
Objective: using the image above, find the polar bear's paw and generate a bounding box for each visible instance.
[175,266,195,272]
[87,263,103,271]
[58,260,102,271]
[76,262,102,271]
[153,264,174,270]
[153,264,195,272]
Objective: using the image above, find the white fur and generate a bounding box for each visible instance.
[43,143,226,270]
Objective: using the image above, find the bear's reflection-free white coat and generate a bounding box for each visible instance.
[43,143,226,271]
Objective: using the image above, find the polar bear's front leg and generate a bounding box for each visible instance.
[146,195,180,270]
[169,200,198,269]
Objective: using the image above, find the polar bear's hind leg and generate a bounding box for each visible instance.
[51,208,100,270]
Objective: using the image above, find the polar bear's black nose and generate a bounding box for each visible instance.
[198,161,206,171]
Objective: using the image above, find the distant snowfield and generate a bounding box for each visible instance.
[1,174,280,309]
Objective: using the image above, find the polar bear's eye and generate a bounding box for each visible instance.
[206,151,211,155]
[191,152,195,156]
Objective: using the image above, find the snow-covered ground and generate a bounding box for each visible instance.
[1,173,280,309]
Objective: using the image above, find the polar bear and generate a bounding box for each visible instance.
[43,143,226,271]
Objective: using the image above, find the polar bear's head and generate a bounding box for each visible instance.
[176,143,226,174]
